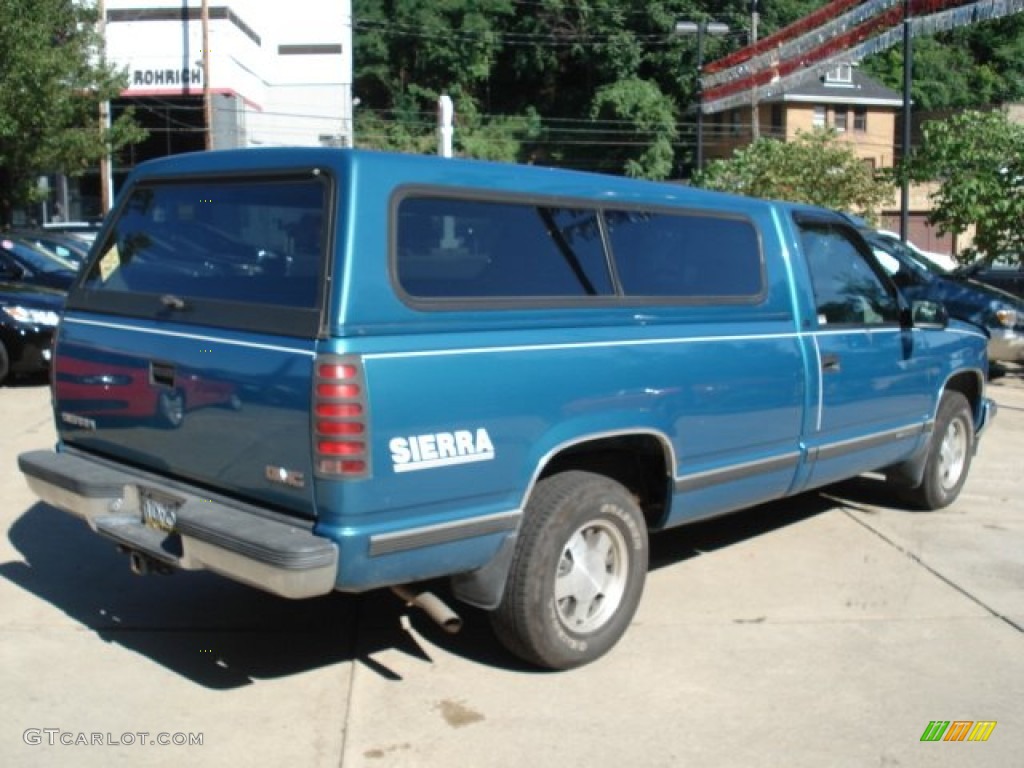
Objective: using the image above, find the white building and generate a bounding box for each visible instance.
[71,1,353,218]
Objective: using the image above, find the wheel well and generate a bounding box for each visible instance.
[944,371,982,424]
[538,434,671,529]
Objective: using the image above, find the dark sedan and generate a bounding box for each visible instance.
[0,236,78,290]
[11,230,91,269]
[964,257,1024,300]
[866,233,1024,364]
[0,281,64,384]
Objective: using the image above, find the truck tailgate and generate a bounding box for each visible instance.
[53,313,318,518]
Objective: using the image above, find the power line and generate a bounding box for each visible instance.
[352,18,749,48]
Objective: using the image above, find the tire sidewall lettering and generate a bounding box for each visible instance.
[600,501,644,551]
[547,597,588,653]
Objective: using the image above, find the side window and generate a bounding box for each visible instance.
[798,220,899,326]
[605,210,763,299]
[396,197,612,299]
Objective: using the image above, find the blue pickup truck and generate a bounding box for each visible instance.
[19,149,995,669]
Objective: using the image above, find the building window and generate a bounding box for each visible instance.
[834,106,848,132]
[854,106,867,132]
[825,64,853,84]
[278,44,343,55]
[770,104,784,135]
[812,105,826,128]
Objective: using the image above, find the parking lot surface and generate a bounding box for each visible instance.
[2,369,1022,767]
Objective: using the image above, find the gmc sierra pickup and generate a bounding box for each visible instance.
[19,148,995,668]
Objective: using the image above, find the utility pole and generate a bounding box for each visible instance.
[201,0,213,150]
[438,94,454,158]
[900,0,912,241]
[750,0,760,141]
[98,0,114,213]
[674,20,729,172]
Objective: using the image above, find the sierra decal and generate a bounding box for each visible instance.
[390,428,495,473]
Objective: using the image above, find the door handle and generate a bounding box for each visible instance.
[821,354,841,373]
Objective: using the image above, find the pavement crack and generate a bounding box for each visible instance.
[840,506,1023,635]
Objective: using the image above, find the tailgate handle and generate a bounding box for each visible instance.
[151,361,176,388]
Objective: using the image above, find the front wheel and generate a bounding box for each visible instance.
[490,470,648,670]
[904,391,975,510]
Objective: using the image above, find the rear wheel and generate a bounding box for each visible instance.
[490,470,648,669]
[904,391,974,510]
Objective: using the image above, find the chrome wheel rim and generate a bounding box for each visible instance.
[554,520,629,634]
[938,416,968,491]
[161,392,184,426]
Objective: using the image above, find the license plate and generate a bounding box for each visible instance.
[140,489,181,534]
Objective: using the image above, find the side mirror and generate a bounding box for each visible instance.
[911,300,948,329]
[0,262,23,280]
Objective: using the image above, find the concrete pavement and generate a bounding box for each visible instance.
[1,369,1021,767]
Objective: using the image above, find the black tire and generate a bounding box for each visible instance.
[904,391,974,510]
[490,470,648,670]
[0,341,9,385]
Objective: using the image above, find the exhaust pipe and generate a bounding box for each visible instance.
[125,549,172,576]
[128,550,151,575]
[391,585,463,634]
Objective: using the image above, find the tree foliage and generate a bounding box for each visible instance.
[907,109,1024,263]
[693,130,895,216]
[0,0,145,226]
[352,0,754,177]
[863,17,1024,111]
[352,1,1024,179]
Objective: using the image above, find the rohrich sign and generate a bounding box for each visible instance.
[131,68,203,88]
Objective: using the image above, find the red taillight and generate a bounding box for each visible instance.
[317,440,363,455]
[317,459,367,475]
[317,382,360,398]
[314,355,369,478]
[316,402,363,418]
[317,421,364,436]
[318,363,357,379]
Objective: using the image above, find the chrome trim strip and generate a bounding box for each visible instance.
[675,451,802,493]
[811,334,824,432]
[63,317,316,356]
[364,332,804,361]
[811,423,928,462]
[369,509,521,557]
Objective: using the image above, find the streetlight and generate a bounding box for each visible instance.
[674,20,729,171]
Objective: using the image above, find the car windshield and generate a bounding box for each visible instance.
[866,234,948,277]
[873,233,951,274]
[3,239,77,273]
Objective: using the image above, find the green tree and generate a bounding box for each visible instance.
[352,0,516,155]
[863,16,1024,111]
[693,129,894,217]
[588,78,678,179]
[907,109,1024,263]
[0,0,145,226]
[353,1,753,174]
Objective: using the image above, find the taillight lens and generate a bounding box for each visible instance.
[314,355,370,477]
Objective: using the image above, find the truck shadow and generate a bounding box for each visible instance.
[1,488,898,683]
[1,503,440,688]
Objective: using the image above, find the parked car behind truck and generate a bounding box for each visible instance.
[19,149,995,669]
[864,230,1024,364]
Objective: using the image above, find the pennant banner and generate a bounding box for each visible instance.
[699,0,1024,114]
[702,0,902,90]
